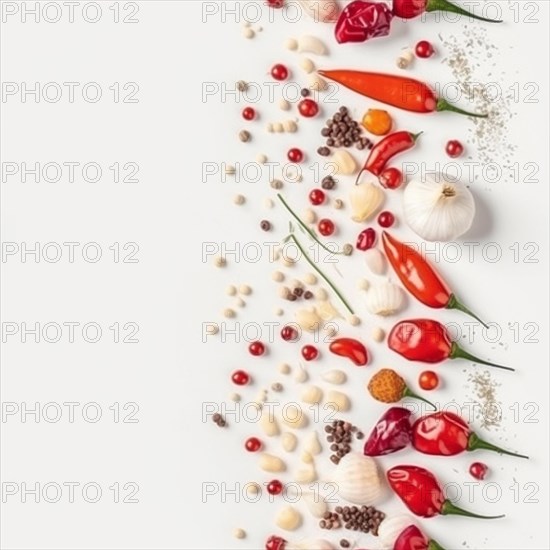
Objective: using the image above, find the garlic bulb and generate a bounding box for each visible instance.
[350,182,384,222]
[365,282,404,316]
[378,515,417,548]
[403,173,475,242]
[332,452,383,505]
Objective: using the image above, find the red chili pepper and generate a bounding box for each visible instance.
[356,228,376,251]
[265,535,286,550]
[335,1,393,44]
[361,130,421,178]
[382,231,488,326]
[388,318,514,372]
[387,465,505,519]
[394,525,446,550]
[393,0,502,23]
[363,407,412,456]
[412,411,528,458]
[329,337,368,366]
[317,70,486,118]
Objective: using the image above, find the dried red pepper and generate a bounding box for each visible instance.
[382,231,488,326]
[362,130,421,179]
[335,1,393,44]
[393,0,502,23]
[394,525,446,550]
[387,465,505,519]
[388,318,514,371]
[317,70,486,117]
[329,337,368,366]
[363,407,413,456]
[412,411,528,458]
[356,228,376,251]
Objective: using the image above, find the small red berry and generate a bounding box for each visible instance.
[356,228,376,251]
[232,370,250,386]
[469,462,488,480]
[378,211,395,228]
[298,98,319,118]
[245,437,262,452]
[309,188,325,205]
[266,0,284,7]
[415,40,435,58]
[301,345,318,361]
[287,148,304,163]
[419,370,439,391]
[271,63,289,81]
[318,218,335,237]
[249,341,266,356]
[266,479,284,495]
[446,140,464,158]
[379,167,403,190]
[242,107,256,121]
[281,325,299,342]
[266,536,287,550]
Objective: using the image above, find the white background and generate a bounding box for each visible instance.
[1,1,549,549]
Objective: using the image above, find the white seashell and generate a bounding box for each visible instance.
[297,35,328,55]
[282,432,298,452]
[301,385,323,405]
[297,0,340,22]
[287,539,334,550]
[276,506,302,531]
[365,282,404,316]
[301,494,329,519]
[321,369,347,385]
[364,248,387,275]
[326,390,350,412]
[332,452,383,505]
[304,431,322,455]
[378,515,417,548]
[403,173,476,242]
[350,181,384,222]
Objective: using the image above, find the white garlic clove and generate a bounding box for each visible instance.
[297,0,340,22]
[321,369,347,385]
[260,408,280,436]
[294,365,309,384]
[301,385,323,405]
[365,282,404,316]
[350,181,384,222]
[259,453,286,473]
[301,494,329,519]
[297,34,328,55]
[276,506,303,531]
[281,404,308,429]
[282,432,298,452]
[364,248,387,275]
[308,73,328,91]
[299,57,315,74]
[295,308,323,332]
[331,150,357,175]
[304,431,322,455]
[316,300,340,321]
[326,390,351,412]
[294,465,317,483]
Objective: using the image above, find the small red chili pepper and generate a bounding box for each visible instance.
[329,337,368,366]
[359,130,422,179]
[363,407,412,456]
[265,535,286,550]
[335,0,393,44]
[393,0,502,23]
[388,318,514,371]
[412,411,528,458]
[394,525,446,550]
[317,70,487,118]
[356,228,376,251]
[387,465,505,519]
[382,231,488,326]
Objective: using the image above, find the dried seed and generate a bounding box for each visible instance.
[239,130,251,142]
[214,256,226,268]
[233,194,245,205]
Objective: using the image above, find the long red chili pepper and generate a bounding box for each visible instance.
[317,69,487,118]
[382,231,488,326]
[394,525,446,550]
[329,337,368,366]
[388,319,514,371]
[357,131,421,182]
[412,411,528,459]
[387,465,505,519]
[393,0,502,23]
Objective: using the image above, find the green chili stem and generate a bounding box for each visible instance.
[288,234,354,315]
[278,193,344,255]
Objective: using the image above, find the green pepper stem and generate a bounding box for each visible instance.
[446,294,489,328]
[427,0,503,22]
[288,234,354,315]
[278,194,344,255]
[468,432,529,459]
[436,98,488,118]
[412,131,424,141]
[428,540,446,550]
[441,500,505,519]
[450,342,514,372]
[403,386,436,410]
